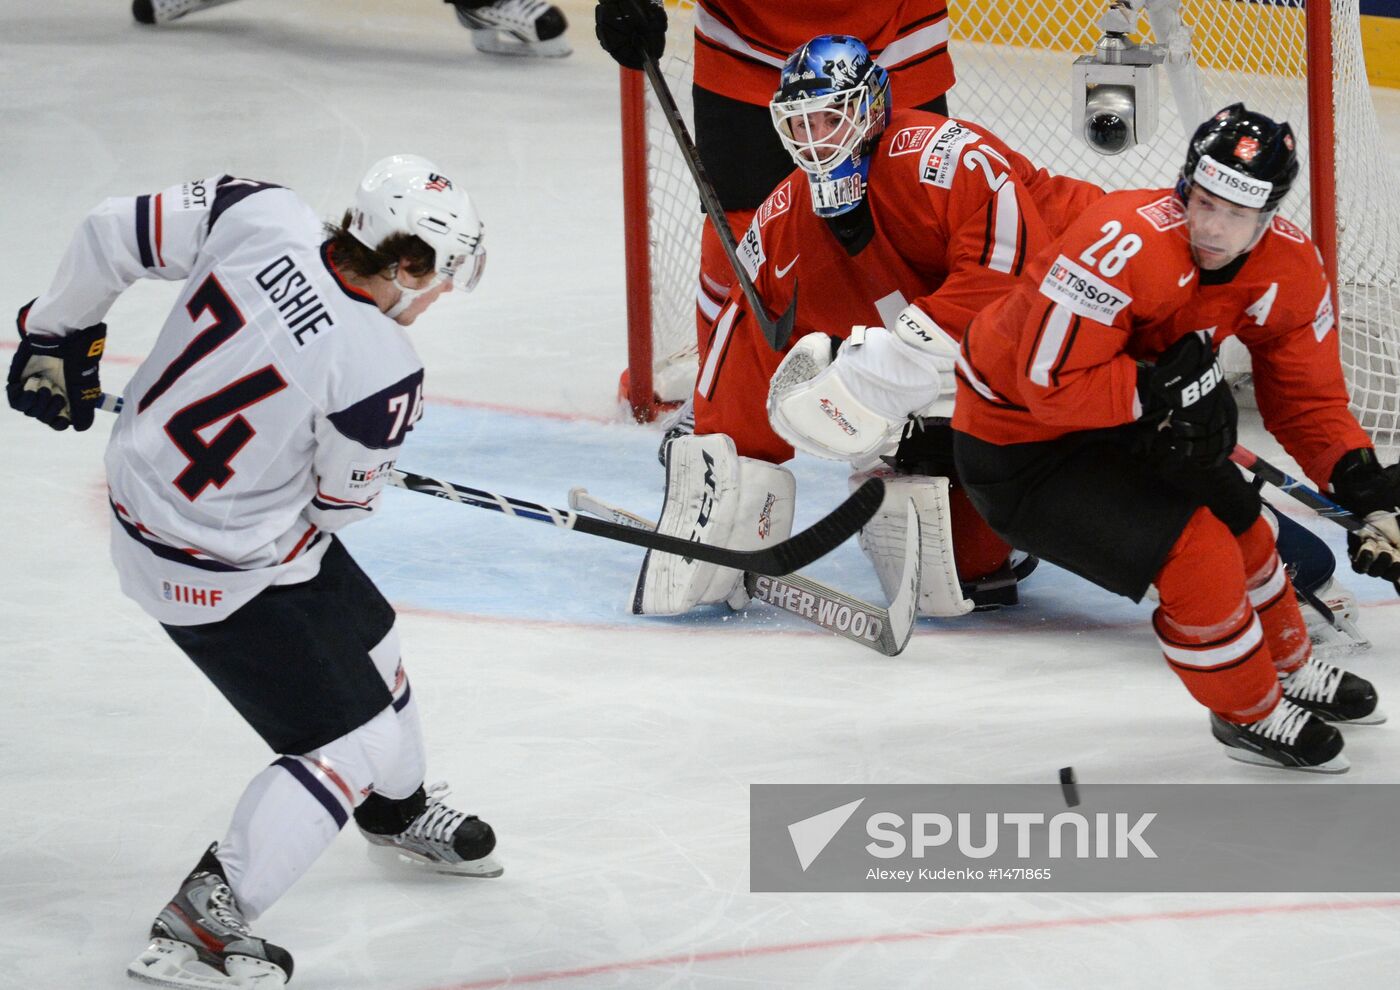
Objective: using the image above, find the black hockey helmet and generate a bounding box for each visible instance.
[1178,103,1299,212]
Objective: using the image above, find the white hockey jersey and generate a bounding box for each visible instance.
[24,176,425,625]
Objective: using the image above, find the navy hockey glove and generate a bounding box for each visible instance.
[595,0,665,70]
[6,303,107,432]
[1136,331,1235,470]
[1330,447,1400,582]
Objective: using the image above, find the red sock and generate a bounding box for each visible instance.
[949,483,1011,583]
[1153,508,1281,722]
[1236,513,1310,675]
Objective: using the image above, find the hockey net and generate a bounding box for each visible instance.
[619,0,1400,461]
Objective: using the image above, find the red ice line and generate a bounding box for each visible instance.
[431,897,1400,990]
[0,341,613,424]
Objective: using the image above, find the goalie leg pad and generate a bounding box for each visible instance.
[852,467,974,618]
[632,434,795,615]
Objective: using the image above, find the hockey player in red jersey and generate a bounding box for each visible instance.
[629,34,1100,620]
[595,0,956,411]
[8,156,495,986]
[943,105,1388,772]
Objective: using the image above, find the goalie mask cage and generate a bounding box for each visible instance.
[617,0,1400,462]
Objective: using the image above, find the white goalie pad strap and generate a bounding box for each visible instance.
[768,331,905,462]
[633,435,795,615]
[852,467,973,617]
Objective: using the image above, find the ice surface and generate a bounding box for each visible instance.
[3,3,1400,988]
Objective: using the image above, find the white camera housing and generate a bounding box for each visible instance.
[1072,34,1163,155]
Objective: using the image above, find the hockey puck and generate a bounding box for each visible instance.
[1059,766,1080,807]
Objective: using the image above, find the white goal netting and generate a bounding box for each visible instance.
[630,0,1400,458]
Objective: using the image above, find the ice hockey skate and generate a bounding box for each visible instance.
[358,783,503,877]
[131,0,243,25]
[127,844,292,989]
[450,0,571,57]
[1210,698,1349,773]
[1280,655,1384,725]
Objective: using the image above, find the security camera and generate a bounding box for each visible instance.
[1082,83,1138,155]
[1072,23,1163,155]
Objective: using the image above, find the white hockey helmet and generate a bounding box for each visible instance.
[350,154,486,292]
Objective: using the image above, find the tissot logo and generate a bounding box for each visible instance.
[1048,263,1127,308]
[1194,155,1271,207]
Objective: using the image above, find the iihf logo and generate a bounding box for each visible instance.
[425,174,453,192]
[161,580,224,607]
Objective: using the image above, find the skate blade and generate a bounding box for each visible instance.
[127,939,287,988]
[471,29,572,57]
[1329,706,1388,726]
[365,841,504,878]
[1220,745,1351,774]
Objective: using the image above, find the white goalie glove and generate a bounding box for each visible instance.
[767,305,960,463]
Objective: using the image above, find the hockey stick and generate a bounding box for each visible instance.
[1231,443,1400,596]
[96,392,879,576]
[568,487,920,656]
[631,5,798,351]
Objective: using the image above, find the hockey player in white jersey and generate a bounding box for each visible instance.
[8,155,492,988]
[132,0,573,57]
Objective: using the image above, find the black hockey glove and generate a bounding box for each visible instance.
[1136,331,1236,471]
[595,0,666,70]
[1329,447,1400,582]
[6,303,106,432]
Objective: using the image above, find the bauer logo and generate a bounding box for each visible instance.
[887,126,939,158]
[750,784,1400,892]
[1193,155,1271,208]
[1039,256,1132,323]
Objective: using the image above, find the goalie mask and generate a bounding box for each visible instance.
[770,35,891,218]
[350,154,487,315]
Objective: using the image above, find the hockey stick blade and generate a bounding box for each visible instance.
[98,393,877,575]
[1231,443,1400,596]
[569,488,919,656]
[638,45,797,351]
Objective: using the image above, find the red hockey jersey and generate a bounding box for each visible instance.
[695,108,1099,461]
[953,189,1370,486]
[693,1,955,107]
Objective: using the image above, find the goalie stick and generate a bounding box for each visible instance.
[96,392,879,577]
[630,4,798,351]
[1232,443,1400,597]
[567,487,921,656]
